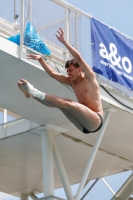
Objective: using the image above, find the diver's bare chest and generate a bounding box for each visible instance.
[72,80,92,97]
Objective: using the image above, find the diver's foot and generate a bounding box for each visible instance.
[17,79,45,100]
[17,79,34,98]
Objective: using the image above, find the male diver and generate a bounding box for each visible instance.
[17,28,103,133]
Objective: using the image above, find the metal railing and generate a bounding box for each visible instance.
[0,0,92,62]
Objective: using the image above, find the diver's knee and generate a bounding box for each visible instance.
[65,100,76,109]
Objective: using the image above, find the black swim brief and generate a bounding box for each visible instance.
[83,113,103,134]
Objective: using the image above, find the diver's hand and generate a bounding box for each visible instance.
[27,54,42,60]
[56,28,66,43]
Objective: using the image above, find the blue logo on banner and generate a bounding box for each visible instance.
[91,18,133,91]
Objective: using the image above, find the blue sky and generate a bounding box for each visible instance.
[0,0,133,199]
[65,0,133,38]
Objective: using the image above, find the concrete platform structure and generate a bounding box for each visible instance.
[0,0,133,199]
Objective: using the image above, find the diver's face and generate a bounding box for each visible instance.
[67,65,81,82]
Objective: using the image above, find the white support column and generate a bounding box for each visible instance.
[4,109,7,123]
[52,136,74,200]
[19,0,24,59]
[29,193,37,200]
[20,194,28,200]
[113,175,133,200]
[101,178,115,195]
[75,109,113,200]
[42,128,54,197]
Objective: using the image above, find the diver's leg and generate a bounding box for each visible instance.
[18,79,101,132]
